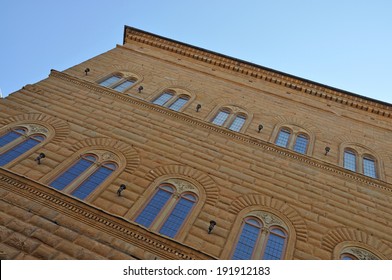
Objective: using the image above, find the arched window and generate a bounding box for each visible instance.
[232,212,288,260]
[293,134,309,154]
[343,150,357,172]
[49,154,117,200]
[275,128,291,148]
[275,127,309,155]
[342,148,378,178]
[135,183,198,238]
[152,92,190,112]
[211,108,248,132]
[0,127,46,166]
[99,74,137,92]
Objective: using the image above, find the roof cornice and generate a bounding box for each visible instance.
[123,25,392,118]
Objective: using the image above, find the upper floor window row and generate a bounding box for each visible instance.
[99,74,137,92]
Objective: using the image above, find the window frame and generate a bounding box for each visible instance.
[0,126,47,167]
[274,126,311,155]
[98,73,137,92]
[48,152,118,201]
[231,214,289,260]
[341,147,379,179]
[152,91,191,112]
[133,181,199,240]
[211,107,248,132]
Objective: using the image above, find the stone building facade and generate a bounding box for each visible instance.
[0,26,391,260]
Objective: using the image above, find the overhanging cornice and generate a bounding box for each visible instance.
[123,25,392,118]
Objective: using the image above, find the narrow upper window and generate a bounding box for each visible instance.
[135,183,198,239]
[212,110,230,126]
[152,92,190,112]
[211,108,247,132]
[99,74,136,92]
[229,115,247,132]
[168,96,189,111]
[275,128,291,148]
[231,212,289,260]
[344,150,357,172]
[293,134,309,154]
[0,127,46,166]
[363,157,376,178]
[153,92,174,106]
[50,154,117,200]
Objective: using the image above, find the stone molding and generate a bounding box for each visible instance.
[68,137,140,174]
[0,169,214,260]
[123,26,392,118]
[46,70,392,194]
[322,227,392,259]
[229,194,308,242]
[0,112,69,144]
[145,164,219,206]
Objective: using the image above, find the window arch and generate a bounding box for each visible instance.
[49,151,118,200]
[98,73,137,92]
[0,125,47,166]
[134,180,198,239]
[211,107,248,132]
[274,126,310,155]
[342,147,378,178]
[231,211,288,260]
[339,247,380,260]
[152,90,190,112]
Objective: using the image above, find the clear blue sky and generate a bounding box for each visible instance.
[1,0,392,103]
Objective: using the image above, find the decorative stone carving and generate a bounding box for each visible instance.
[165,178,196,194]
[251,210,287,230]
[26,124,48,135]
[343,247,379,260]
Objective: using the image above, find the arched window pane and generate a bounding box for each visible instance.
[113,80,134,92]
[153,93,173,106]
[168,96,189,111]
[293,134,308,154]
[275,129,291,148]
[363,157,376,178]
[50,157,95,190]
[0,130,25,148]
[344,150,357,172]
[159,194,196,238]
[71,164,115,200]
[262,230,286,260]
[135,187,174,228]
[232,219,261,260]
[99,76,121,87]
[229,115,246,132]
[0,136,45,166]
[212,111,230,126]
